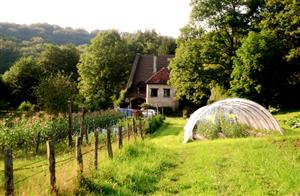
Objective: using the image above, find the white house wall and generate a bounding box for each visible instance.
[146,84,178,110]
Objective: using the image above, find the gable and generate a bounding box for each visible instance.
[146,67,170,84]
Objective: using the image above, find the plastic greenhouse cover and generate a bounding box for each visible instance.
[183,98,283,143]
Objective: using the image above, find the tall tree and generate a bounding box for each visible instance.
[2,57,41,104]
[38,44,80,80]
[0,38,20,73]
[230,31,286,106]
[77,30,129,109]
[169,25,229,105]
[123,29,176,58]
[231,0,300,107]
[34,73,76,113]
[169,0,265,106]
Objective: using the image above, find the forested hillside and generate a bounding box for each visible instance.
[0,23,94,45]
[0,25,176,111]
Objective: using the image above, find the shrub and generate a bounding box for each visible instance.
[18,101,35,112]
[147,115,164,134]
[197,115,249,139]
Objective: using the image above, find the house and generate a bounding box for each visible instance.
[126,54,178,110]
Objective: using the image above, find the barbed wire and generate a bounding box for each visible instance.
[14,169,46,185]
[13,158,48,172]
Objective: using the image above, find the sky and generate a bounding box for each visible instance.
[0,0,191,38]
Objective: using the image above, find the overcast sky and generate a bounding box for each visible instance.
[0,0,191,38]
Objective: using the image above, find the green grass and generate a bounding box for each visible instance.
[1,111,300,195]
[79,112,300,195]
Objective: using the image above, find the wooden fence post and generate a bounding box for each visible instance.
[35,131,41,154]
[67,98,73,147]
[107,128,113,159]
[132,118,137,140]
[80,107,89,145]
[46,141,57,194]
[76,136,83,183]
[127,121,131,142]
[94,129,99,170]
[4,149,13,196]
[139,119,144,140]
[118,125,123,149]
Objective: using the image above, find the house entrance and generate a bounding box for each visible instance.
[130,98,146,109]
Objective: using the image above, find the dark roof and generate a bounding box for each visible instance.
[127,54,174,88]
[146,67,170,84]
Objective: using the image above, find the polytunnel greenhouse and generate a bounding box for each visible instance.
[183,98,283,143]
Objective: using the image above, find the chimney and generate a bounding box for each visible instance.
[153,55,157,73]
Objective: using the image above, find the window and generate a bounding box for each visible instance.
[164,88,170,97]
[150,88,158,97]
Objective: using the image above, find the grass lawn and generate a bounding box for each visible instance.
[79,112,300,195]
[1,111,300,195]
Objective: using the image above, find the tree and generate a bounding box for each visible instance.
[2,57,41,105]
[169,24,231,106]
[230,31,286,106]
[190,0,265,61]
[123,30,176,57]
[38,44,80,80]
[77,30,130,109]
[34,73,76,113]
[230,0,300,107]
[0,38,20,73]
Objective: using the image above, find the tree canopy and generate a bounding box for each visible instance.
[169,0,299,108]
[77,30,130,109]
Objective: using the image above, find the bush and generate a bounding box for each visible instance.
[197,115,249,139]
[18,101,35,112]
[147,115,164,134]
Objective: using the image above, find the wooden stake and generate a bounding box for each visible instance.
[127,121,131,142]
[80,107,89,145]
[118,125,123,149]
[139,119,144,140]
[132,118,137,140]
[46,141,57,194]
[35,132,40,154]
[67,98,73,147]
[107,128,113,159]
[4,149,13,196]
[94,129,99,170]
[76,136,83,183]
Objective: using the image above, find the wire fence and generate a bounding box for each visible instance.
[1,116,149,195]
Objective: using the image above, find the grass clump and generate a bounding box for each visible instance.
[77,141,176,195]
[147,115,164,134]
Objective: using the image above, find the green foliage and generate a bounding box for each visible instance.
[283,115,300,129]
[0,109,122,151]
[34,73,77,113]
[230,31,285,106]
[147,115,164,134]
[113,89,128,108]
[78,30,130,109]
[78,115,300,195]
[78,142,176,195]
[38,44,80,80]
[0,38,20,73]
[208,82,231,104]
[0,22,94,45]
[197,116,249,139]
[18,101,35,112]
[2,56,41,104]
[123,29,176,56]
